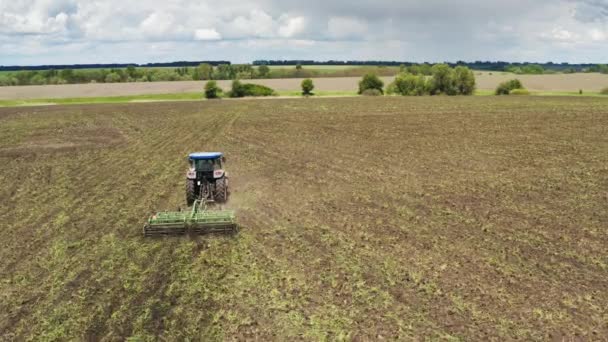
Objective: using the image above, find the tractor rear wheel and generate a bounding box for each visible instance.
[186,180,197,206]
[214,178,228,203]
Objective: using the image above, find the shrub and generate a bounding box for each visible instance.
[388,73,428,96]
[301,78,314,96]
[241,83,275,96]
[204,80,222,99]
[229,80,275,97]
[229,80,246,98]
[496,79,524,95]
[600,87,608,95]
[361,89,382,96]
[358,73,384,94]
[509,88,530,95]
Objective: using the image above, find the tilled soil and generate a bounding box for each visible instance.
[0,96,607,340]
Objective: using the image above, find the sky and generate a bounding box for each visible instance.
[0,0,607,65]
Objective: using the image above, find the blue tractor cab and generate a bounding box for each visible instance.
[189,152,223,160]
[186,152,228,206]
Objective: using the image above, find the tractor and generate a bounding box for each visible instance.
[143,152,236,237]
[186,152,229,206]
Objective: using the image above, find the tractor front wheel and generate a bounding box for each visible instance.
[186,180,197,206]
[214,178,228,203]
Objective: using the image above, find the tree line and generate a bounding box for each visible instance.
[0,61,229,72]
[254,60,608,73]
[0,64,394,86]
[2,61,607,87]
[357,64,476,96]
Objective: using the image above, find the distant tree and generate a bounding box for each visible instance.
[126,65,137,78]
[420,63,433,75]
[258,65,270,78]
[109,68,126,81]
[358,73,384,95]
[507,64,545,74]
[296,63,302,70]
[215,64,233,80]
[192,67,201,80]
[521,64,544,74]
[204,80,222,99]
[59,69,74,83]
[429,64,456,95]
[453,66,476,95]
[29,74,47,85]
[104,72,121,83]
[197,63,213,80]
[42,69,58,79]
[388,73,428,96]
[301,78,314,96]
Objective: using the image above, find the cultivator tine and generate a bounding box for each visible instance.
[143,199,237,237]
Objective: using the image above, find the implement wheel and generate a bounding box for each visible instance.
[186,180,197,207]
[215,178,228,203]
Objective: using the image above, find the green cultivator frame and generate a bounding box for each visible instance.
[143,199,237,237]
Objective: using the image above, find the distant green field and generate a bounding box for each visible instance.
[0,91,362,107]
[0,89,605,108]
[0,93,202,107]
[266,65,401,75]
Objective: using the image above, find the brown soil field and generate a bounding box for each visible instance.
[1,97,607,340]
[1,73,608,100]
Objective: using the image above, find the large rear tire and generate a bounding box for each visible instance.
[214,178,228,203]
[186,180,196,207]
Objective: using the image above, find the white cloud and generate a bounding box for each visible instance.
[0,10,69,35]
[589,28,607,41]
[278,16,306,38]
[543,27,579,42]
[0,0,607,64]
[227,10,274,38]
[194,28,221,41]
[140,12,174,37]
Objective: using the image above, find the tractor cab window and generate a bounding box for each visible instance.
[195,159,221,171]
[196,159,214,171]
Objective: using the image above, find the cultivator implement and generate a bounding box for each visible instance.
[143,199,237,237]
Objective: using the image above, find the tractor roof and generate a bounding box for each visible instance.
[189,152,223,160]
